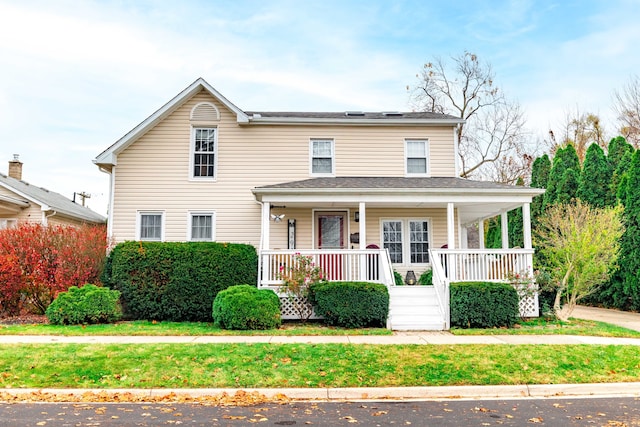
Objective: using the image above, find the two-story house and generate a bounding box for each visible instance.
[94,78,543,330]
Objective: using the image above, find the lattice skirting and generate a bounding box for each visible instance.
[278,295,322,320]
[515,285,539,318]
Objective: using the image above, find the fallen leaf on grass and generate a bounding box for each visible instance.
[528,417,543,423]
[372,411,388,416]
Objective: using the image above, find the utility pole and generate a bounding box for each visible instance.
[75,192,91,206]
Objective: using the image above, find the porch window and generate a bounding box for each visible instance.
[405,139,429,176]
[138,212,163,241]
[192,128,217,179]
[310,139,334,175]
[189,212,215,241]
[382,218,431,265]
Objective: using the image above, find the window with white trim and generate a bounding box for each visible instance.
[138,212,163,241]
[189,212,215,241]
[0,219,17,229]
[192,128,217,179]
[310,139,335,175]
[382,218,431,265]
[405,139,429,175]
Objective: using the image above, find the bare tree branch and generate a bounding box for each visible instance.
[613,75,640,147]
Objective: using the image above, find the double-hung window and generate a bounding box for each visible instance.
[192,128,217,179]
[138,212,163,241]
[405,139,429,176]
[382,219,431,265]
[189,212,215,241]
[310,139,335,175]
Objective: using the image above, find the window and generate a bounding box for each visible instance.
[382,218,431,265]
[138,212,163,241]
[0,219,17,229]
[189,212,215,241]
[405,139,429,175]
[310,139,334,175]
[192,128,217,178]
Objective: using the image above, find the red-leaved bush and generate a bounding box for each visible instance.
[0,223,109,315]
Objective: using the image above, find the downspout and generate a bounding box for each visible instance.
[98,165,115,242]
[254,199,265,288]
[43,210,57,226]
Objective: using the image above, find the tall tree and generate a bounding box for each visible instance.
[613,75,640,147]
[608,136,635,200]
[530,154,551,223]
[409,52,530,183]
[544,144,580,206]
[508,177,524,248]
[578,143,613,208]
[555,168,581,205]
[546,110,607,162]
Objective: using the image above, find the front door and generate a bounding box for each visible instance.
[316,212,347,280]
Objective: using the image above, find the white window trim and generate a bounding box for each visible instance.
[189,127,218,181]
[187,211,216,241]
[309,138,335,176]
[404,139,430,177]
[380,217,432,266]
[0,218,17,229]
[136,211,165,242]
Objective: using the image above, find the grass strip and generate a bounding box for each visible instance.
[450,318,640,337]
[1,343,638,388]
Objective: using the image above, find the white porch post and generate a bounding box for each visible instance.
[478,219,485,249]
[522,202,532,249]
[447,203,455,249]
[460,226,468,249]
[501,211,509,249]
[262,202,271,250]
[358,202,367,281]
[358,202,366,250]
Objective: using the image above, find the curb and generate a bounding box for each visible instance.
[3,383,640,402]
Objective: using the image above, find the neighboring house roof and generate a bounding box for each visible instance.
[94,78,464,168]
[0,173,106,223]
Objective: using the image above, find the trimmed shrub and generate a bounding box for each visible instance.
[309,281,389,328]
[418,269,433,285]
[450,281,519,328]
[45,284,121,325]
[101,241,258,322]
[212,285,281,330]
[393,271,404,286]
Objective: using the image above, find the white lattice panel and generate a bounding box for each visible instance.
[278,296,321,320]
[515,285,539,318]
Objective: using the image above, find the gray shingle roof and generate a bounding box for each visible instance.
[0,173,106,223]
[256,176,537,191]
[244,111,461,121]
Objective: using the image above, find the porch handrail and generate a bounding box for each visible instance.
[428,249,449,329]
[259,249,394,287]
[431,248,535,283]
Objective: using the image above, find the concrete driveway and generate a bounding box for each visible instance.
[572,305,640,332]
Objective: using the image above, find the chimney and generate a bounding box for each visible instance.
[8,154,22,180]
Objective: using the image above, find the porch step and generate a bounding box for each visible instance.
[388,286,446,331]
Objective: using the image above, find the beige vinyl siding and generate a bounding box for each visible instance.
[0,186,43,223]
[110,89,459,244]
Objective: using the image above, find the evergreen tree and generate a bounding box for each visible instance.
[508,177,524,248]
[484,216,502,249]
[578,143,613,208]
[555,168,581,205]
[614,150,640,310]
[544,144,580,206]
[530,154,551,222]
[608,136,634,202]
[615,150,633,204]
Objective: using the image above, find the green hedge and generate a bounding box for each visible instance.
[309,281,389,328]
[418,269,433,285]
[101,241,258,321]
[450,281,519,328]
[212,284,281,330]
[45,284,122,325]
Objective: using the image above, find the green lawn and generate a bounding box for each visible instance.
[0,343,638,389]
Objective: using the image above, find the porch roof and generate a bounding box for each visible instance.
[252,177,544,225]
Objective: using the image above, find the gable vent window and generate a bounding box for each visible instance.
[190,102,220,122]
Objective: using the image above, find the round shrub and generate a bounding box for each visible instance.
[212,285,281,330]
[309,281,389,328]
[450,281,519,328]
[418,269,433,285]
[45,284,122,325]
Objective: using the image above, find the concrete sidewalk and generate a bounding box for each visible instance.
[1,332,640,345]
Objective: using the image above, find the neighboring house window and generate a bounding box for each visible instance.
[189,212,215,241]
[192,128,217,179]
[405,139,429,176]
[138,212,163,241]
[0,219,17,229]
[382,219,431,265]
[310,139,335,175]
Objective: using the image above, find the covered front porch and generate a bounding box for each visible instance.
[252,177,544,330]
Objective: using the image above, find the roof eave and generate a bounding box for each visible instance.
[245,116,465,126]
[253,186,545,198]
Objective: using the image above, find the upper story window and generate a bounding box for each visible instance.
[405,139,429,176]
[138,211,164,241]
[189,212,215,241]
[192,128,217,179]
[310,139,335,176]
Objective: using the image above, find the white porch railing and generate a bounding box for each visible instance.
[429,249,450,329]
[430,248,538,318]
[259,249,394,287]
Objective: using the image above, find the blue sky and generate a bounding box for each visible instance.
[1,0,639,215]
